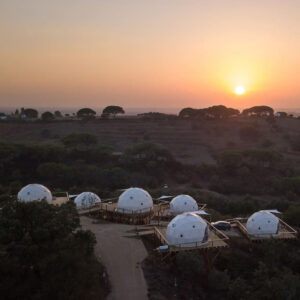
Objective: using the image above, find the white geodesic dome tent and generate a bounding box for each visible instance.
[17,184,52,203]
[74,192,101,209]
[166,212,209,247]
[246,211,280,237]
[169,194,198,215]
[117,187,153,213]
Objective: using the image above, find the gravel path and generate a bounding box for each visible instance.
[80,216,148,300]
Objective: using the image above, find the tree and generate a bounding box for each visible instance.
[41,111,54,121]
[121,142,174,175]
[54,110,62,118]
[291,135,300,151]
[206,105,240,119]
[102,106,125,118]
[179,106,240,119]
[284,205,300,226]
[0,200,108,299]
[239,126,261,142]
[76,108,96,119]
[61,133,98,148]
[23,108,38,118]
[276,111,288,118]
[242,106,274,117]
[179,107,199,118]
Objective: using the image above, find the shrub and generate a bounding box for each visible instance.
[239,125,261,142]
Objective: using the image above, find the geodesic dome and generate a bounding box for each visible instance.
[17,184,52,203]
[166,213,209,247]
[117,187,153,213]
[169,194,198,215]
[74,192,101,209]
[246,211,280,237]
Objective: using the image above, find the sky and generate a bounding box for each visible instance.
[0,0,300,111]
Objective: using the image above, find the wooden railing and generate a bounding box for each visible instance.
[230,217,297,239]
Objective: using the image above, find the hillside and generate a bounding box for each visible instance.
[0,117,299,166]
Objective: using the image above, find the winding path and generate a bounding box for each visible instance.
[80,217,148,300]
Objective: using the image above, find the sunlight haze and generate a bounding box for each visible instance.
[0,0,299,109]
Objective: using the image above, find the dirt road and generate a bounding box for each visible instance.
[80,217,148,300]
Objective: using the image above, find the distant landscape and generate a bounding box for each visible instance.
[1,104,300,299]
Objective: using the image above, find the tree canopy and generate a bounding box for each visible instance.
[61,133,98,148]
[179,105,240,119]
[102,106,125,117]
[242,106,274,117]
[0,200,110,299]
[54,110,62,118]
[76,108,96,118]
[23,108,38,118]
[41,111,54,121]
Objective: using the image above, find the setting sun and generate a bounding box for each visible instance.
[234,86,246,95]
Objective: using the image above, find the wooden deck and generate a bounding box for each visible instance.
[231,218,297,241]
[78,202,155,224]
[154,222,229,252]
[51,192,70,206]
[152,203,207,220]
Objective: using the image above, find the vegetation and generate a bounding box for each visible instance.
[41,111,54,121]
[23,108,39,118]
[242,105,274,117]
[138,112,177,119]
[179,105,240,119]
[76,108,96,119]
[0,105,299,299]
[0,200,109,299]
[61,133,98,148]
[102,105,125,118]
[143,238,300,300]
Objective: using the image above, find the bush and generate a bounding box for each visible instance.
[291,135,300,151]
[61,133,98,148]
[239,126,261,142]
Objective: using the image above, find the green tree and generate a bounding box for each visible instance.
[242,105,274,117]
[76,108,96,119]
[0,200,106,299]
[61,133,98,148]
[284,205,300,226]
[23,108,38,118]
[179,107,199,118]
[41,111,54,121]
[102,105,125,118]
[239,125,261,141]
[54,110,62,118]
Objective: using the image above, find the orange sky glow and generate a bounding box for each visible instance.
[0,0,299,110]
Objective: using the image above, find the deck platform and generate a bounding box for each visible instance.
[230,218,297,242]
[153,222,229,252]
[51,192,70,206]
[78,202,155,224]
